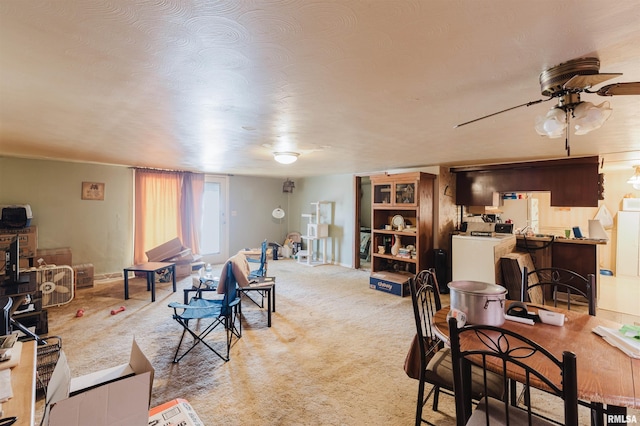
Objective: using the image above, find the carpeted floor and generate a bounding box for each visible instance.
[33,260,633,425]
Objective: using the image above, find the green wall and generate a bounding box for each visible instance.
[0,157,344,274]
[0,157,133,274]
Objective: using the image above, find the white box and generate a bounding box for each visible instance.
[149,398,205,426]
[622,198,640,211]
[44,338,154,426]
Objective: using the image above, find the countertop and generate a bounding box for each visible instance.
[515,234,607,245]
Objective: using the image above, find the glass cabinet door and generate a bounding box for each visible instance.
[395,182,416,205]
[373,183,392,204]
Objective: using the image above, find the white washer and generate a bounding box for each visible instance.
[451,234,515,284]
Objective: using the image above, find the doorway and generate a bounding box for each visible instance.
[354,175,372,270]
[200,175,229,264]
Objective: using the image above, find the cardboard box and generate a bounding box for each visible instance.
[0,226,37,258]
[37,247,72,267]
[45,338,154,426]
[369,271,411,297]
[149,398,205,426]
[145,238,184,262]
[174,262,192,278]
[0,225,36,235]
[72,263,94,288]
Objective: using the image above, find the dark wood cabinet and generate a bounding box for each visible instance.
[452,156,600,207]
[515,236,601,296]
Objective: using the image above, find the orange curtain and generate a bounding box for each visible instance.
[134,169,204,264]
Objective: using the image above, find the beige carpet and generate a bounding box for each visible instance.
[33,260,631,425]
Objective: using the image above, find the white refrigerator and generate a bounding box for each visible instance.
[499,198,539,233]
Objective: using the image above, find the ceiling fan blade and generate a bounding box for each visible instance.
[563,73,622,91]
[596,82,640,96]
[454,98,552,128]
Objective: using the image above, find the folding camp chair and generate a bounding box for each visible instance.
[248,239,268,278]
[169,260,242,362]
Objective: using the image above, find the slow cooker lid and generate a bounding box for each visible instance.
[448,280,507,295]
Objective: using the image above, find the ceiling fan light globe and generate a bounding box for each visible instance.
[573,101,612,135]
[535,108,566,138]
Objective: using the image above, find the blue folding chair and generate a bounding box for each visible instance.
[248,239,268,278]
[169,260,242,362]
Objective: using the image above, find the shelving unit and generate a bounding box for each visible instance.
[298,201,331,266]
[369,172,436,296]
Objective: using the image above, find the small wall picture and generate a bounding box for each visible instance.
[82,182,105,200]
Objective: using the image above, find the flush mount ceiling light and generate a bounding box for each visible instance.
[627,165,640,190]
[273,152,299,164]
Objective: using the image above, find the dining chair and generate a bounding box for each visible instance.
[448,316,579,426]
[520,266,602,424]
[522,266,596,316]
[168,260,242,362]
[408,269,504,426]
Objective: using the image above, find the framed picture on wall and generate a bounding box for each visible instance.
[81,182,105,200]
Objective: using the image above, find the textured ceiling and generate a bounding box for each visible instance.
[1,0,640,177]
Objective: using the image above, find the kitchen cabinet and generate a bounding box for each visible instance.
[616,211,640,277]
[452,156,600,207]
[369,172,435,295]
[515,236,603,297]
[372,177,418,206]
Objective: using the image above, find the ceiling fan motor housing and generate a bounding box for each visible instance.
[539,57,600,96]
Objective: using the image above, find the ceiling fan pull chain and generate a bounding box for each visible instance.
[565,109,571,156]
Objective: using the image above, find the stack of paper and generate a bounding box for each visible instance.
[592,326,640,358]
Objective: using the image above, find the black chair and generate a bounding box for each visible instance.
[169,260,242,362]
[448,316,579,426]
[408,269,504,426]
[522,267,615,426]
[522,267,596,316]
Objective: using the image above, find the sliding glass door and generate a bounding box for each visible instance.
[200,175,229,264]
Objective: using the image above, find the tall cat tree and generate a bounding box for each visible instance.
[298,201,331,266]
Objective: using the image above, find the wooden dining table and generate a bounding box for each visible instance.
[433,302,640,425]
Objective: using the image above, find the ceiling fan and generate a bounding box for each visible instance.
[455,57,640,155]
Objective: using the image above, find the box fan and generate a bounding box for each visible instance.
[37,265,75,307]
